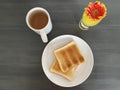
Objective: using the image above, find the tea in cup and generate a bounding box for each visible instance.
[26,7,52,43]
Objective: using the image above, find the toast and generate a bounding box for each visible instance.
[54,41,85,72]
[50,59,77,81]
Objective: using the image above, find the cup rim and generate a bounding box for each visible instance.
[26,7,50,31]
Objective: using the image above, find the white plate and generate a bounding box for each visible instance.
[42,35,94,87]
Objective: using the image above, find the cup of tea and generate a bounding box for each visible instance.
[26,7,52,43]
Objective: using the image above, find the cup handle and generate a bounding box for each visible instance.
[40,30,48,43]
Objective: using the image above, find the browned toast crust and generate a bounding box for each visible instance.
[50,59,77,81]
[54,41,85,72]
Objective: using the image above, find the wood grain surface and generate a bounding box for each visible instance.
[0,0,120,90]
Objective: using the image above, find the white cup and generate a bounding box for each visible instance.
[26,7,52,43]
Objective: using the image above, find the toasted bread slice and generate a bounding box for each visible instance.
[50,59,77,81]
[54,41,85,72]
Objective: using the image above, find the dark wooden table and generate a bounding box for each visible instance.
[0,0,120,90]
